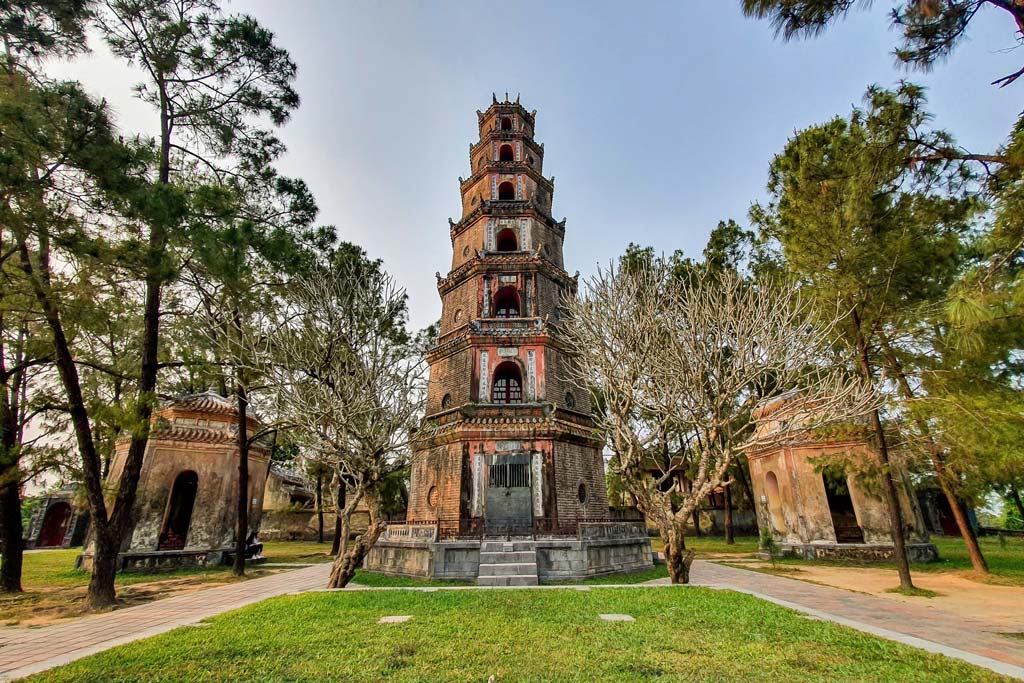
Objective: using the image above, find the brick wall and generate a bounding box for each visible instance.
[529,222,565,269]
[439,277,478,335]
[552,441,609,521]
[425,346,476,413]
[450,218,487,271]
[544,347,591,414]
[407,444,462,525]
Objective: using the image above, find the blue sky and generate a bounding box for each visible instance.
[50,2,1022,331]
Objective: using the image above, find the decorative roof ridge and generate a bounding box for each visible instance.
[449,200,564,239]
[436,253,572,294]
[144,424,273,450]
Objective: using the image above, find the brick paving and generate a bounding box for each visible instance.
[679,560,1024,680]
[0,563,331,681]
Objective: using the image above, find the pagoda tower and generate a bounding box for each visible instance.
[368,96,651,582]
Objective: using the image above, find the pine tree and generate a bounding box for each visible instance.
[751,84,984,580]
[742,1,1024,87]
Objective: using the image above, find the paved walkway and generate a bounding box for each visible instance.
[2,560,1022,681]
[0,563,332,681]
[680,561,1024,680]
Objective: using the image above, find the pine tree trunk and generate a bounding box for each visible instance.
[0,477,23,593]
[88,531,119,607]
[0,385,24,593]
[316,470,324,544]
[877,334,989,574]
[16,236,131,609]
[233,347,249,578]
[724,484,734,545]
[1010,486,1024,525]
[936,476,988,572]
[852,317,914,590]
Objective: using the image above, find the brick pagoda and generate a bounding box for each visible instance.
[366,96,652,584]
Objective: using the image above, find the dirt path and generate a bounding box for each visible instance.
[735,561,1024,631]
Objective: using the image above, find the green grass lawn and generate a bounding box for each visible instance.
[922,535,1024,581]
[23,587,1012,683]
[542,564,669,585]
[13,549,239,590]
[1,542,329,624]
[261,540,335,564]
[350,570,474,588]
[775,535,1024,585]
[649,534,759,556]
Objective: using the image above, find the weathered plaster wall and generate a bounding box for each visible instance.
[110,439,270,553]
[749,441,927,547]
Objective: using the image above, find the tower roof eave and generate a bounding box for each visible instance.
[437,252,575,295]
[459,162,553,195]
[450,201,565,241]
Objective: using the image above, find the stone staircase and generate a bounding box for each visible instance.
[477,539,539,586]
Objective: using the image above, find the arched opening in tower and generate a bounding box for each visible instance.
[500,117,513,130]
[822,466,865,544]
[765,471,787,535]
[498,181,515,200]
[495,228,518,252]
[491,361,523,404]
[159,470,199,550]
[493,286,521,318]
[37,502,72,547]
[499,144,514,162]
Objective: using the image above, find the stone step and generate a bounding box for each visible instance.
[478,562,538,577]
[479,550,536,564]
[481,541,536,553]
[478,574,539,587]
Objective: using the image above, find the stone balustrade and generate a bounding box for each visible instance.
[381,523,438,543]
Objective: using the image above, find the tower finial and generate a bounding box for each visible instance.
[504,91,509,102]
[492,92,498,104]
[516,93,520,104]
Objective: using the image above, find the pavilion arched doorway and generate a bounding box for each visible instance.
[37,502,72,547]
[764,471,787,535]
[159,470,199,550]
[822,466,864,543]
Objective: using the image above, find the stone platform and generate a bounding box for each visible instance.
[77,547,236,572]
[364,521,654,582]
[773,541,939,563]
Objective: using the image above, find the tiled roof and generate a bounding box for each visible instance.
[166,392,238,416]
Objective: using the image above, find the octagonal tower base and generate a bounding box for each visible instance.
[364,521,653,584]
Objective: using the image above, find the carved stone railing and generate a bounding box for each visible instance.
[380,523,438,543]
[577,521,648,541]
[470,317,545,334]
[382,518,647,543]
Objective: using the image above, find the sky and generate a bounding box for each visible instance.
[46,1,1023,332]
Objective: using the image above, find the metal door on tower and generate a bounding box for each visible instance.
[485,453,532,536]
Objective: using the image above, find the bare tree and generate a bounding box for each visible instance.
[561,263,878,583]
[273,263,426,589]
